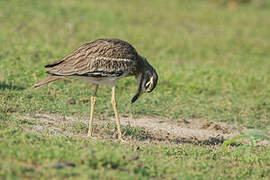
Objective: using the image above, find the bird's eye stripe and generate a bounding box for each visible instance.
[146,81,151,88]
[150,76,153,84]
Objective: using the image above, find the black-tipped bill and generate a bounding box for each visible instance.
[131,91,143,104]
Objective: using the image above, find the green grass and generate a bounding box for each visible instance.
[1,116,270,179]
[1,0,270,179]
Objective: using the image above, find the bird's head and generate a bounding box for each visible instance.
[131,58,158,103]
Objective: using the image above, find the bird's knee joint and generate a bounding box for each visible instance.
[111,99,117,106]
[91,96,96,102]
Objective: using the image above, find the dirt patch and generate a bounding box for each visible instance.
[16,113,269,146]
[127,117,238,139]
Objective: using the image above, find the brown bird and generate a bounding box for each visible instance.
[33,38,158,142]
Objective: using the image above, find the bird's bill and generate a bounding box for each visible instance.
[131,90,143,104]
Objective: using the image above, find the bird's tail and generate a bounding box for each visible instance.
[33,75,66,88]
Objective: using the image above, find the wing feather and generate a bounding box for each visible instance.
[45,39,139,77]
[46,56,135,78]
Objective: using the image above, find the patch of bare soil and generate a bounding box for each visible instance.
[17,113,268,146]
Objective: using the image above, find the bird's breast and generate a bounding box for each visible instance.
[72,75,127,86]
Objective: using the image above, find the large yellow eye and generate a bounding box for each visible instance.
[145,76,154,91]
[145,81,151,89]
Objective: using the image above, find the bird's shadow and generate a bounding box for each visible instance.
[0,82,25,90]
[122,127,226,146]
[137,135,226,146]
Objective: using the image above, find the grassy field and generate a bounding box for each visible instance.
[1,0,270,179]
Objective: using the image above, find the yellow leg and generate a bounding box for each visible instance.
[87,84,99,137]
[111,86,125,142]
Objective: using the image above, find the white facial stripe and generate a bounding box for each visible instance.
[146,76,154,91]
[150,76,153,84]
[146,81,151,87]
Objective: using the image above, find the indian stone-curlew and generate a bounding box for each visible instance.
[33,38,158,142]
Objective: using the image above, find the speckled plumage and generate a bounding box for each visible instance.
[33,38,158,141]
[45,39,143,82]
[34,38,158,100]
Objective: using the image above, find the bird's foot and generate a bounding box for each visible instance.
[87,131,93,138]
[118,137,127,143]
[87,135,99,141]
